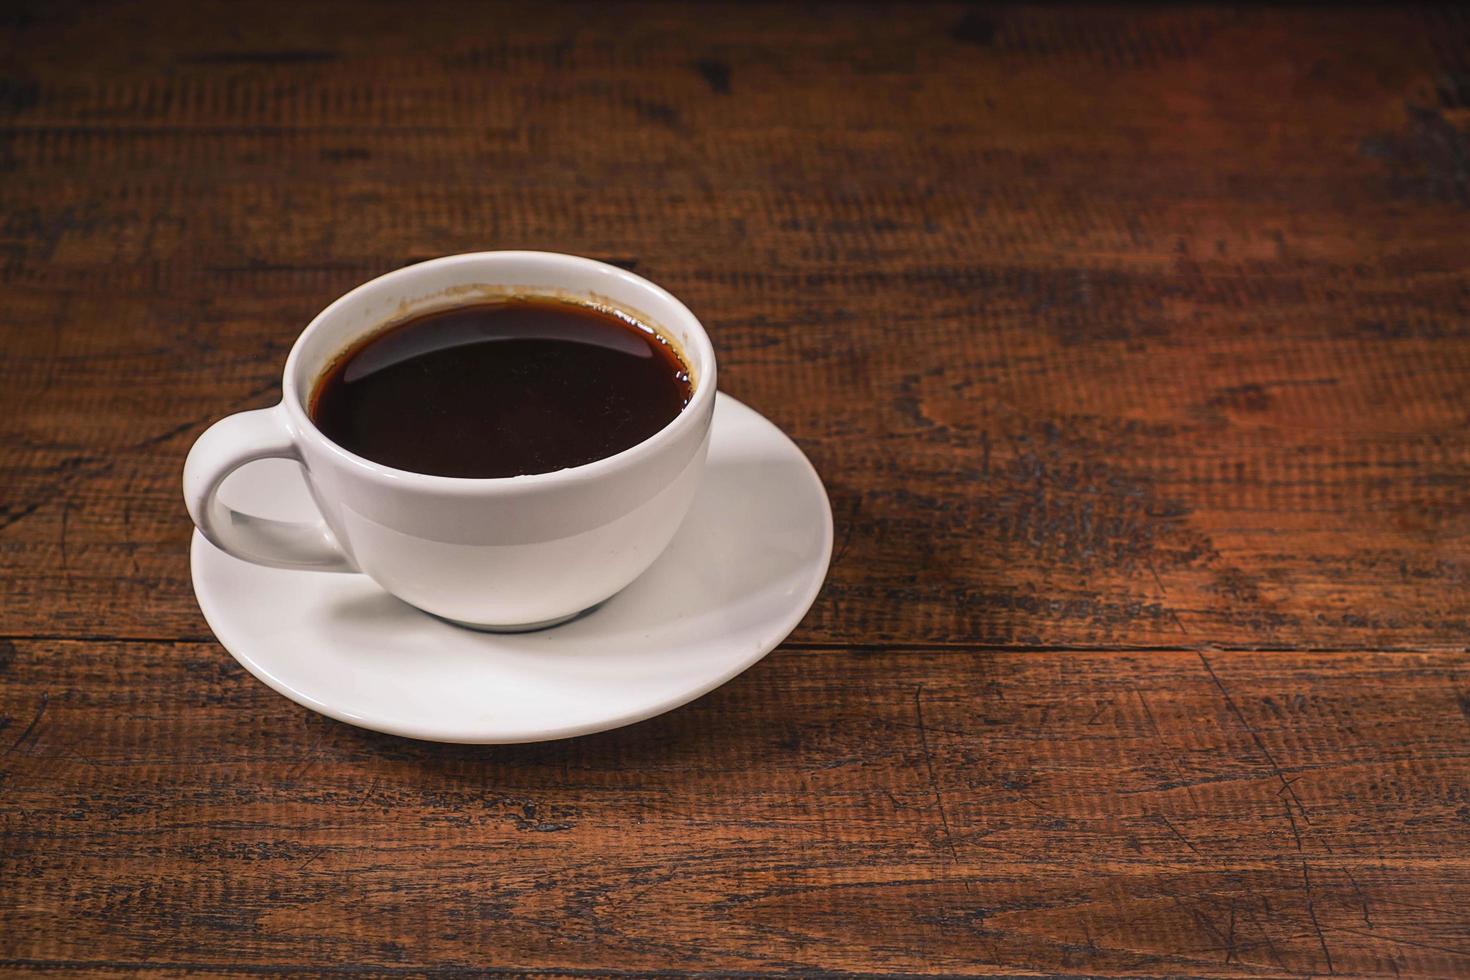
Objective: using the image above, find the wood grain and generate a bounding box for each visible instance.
[4,641,1470,976]
[2,2,1469,975]
[4,5,1470,648]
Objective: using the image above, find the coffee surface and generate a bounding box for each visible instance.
[310,298,693,478]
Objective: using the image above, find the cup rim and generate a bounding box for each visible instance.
[280,251,717,495]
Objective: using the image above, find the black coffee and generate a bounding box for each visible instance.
[310,298,693,478]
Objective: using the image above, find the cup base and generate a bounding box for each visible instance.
[428,602,603,634]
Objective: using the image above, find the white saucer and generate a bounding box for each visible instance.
[191,393,833,743]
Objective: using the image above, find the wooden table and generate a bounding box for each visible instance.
[4,3,1470,975]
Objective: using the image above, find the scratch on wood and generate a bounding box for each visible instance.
[1341,867,1372,927]
[59,497,73,596]
[1332,927,1470,958]
[1199,650,1309,820]
[129,417,206,451]
[1134,685,1199,805]
[1302,860,1335,974]
[0,456,114,536]
[293,846,327,874]
[1146,558,1168,596]
[1281,797,1304,852]
[356,776,381,808]
[287,730,329,781]
[0,499,44,532]
[1134,686,1160,735]
[1170,895,1229,958]
[1157,813,1201,855]
[913,684,966,881]
[3,692,48,758]
[128,380,280,453]
[1078,913,1099,957]
[1244,900,1290,972]
[1085,697,1114,725]
[1013,791,1054,816]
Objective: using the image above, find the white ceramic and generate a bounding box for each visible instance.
[191,394,832,743]
[183,252,718,631]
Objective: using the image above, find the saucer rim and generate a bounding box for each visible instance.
[190,392,834,744]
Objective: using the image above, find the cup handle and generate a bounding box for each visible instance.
[183,404,356,572]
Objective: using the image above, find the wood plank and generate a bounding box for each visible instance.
[2,641,1468,975]
[3,5,1469,647]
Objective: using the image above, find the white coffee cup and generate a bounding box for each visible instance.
[183,251,717,631]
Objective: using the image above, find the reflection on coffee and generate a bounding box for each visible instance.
[310,298,693,478]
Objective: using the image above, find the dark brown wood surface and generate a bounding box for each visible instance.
[3,3,1469,976]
